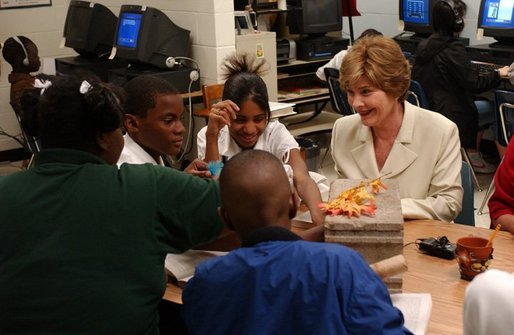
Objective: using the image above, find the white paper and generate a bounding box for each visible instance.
[165,250,227,283]
[391,293,432,335]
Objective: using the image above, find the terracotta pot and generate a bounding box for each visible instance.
[456,236,493,281]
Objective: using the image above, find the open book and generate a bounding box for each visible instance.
[165,250,228,287]
[391,293,432,335]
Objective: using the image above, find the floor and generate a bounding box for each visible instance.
[0,146,496,229]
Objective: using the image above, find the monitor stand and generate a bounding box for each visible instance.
[55,56,128,82]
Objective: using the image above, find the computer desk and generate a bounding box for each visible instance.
[163,219,514,335]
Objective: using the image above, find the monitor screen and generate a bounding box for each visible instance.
[63,0,117,58]
[478,0,514,46]
[286,0,343,37]
[113,5,191,69]
[399,0,435,37]
[116,12,143,49]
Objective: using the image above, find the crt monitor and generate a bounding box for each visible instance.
[478,0,514,47]
[399,0,436,37]
[62,0,117,58]
[113,5,191,69]
[286,0,343,37]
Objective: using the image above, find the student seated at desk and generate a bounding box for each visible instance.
[2,36,43,108]
[331,35,463,222]
[119,74,211,177]
[411,0,509,173]
[197,52,325,226]
[182,150,410,335]
[0,76,223,334]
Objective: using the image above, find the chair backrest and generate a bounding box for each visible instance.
[201,83,225,110]
[455,161,475,226]
[407,80,431,110]
[10,102,41,154]
[494,89,514,147]
[323,67,354,116]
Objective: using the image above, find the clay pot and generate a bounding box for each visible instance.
[456,236,493,281]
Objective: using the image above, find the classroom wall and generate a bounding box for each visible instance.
[0,0,497,153]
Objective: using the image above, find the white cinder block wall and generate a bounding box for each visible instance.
[0,0,495,153]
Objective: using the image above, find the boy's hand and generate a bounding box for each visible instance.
[205,100,239,138]
[184,159,213,179]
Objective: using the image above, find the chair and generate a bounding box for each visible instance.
[407,80,430,110]
[323,67,354,116]
[10,103,41,167]
[201,83,224,110]
[407,79,482,191]
[477,89,514,215]
[455,161,475,226]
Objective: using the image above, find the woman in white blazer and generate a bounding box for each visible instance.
[331,35,462,222]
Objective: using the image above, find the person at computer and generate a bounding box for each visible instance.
[331,35,463,222]
[315,28,382,81]
[197,52,325,226]
[181,149,411,335]
[0,75,223,333]
[411,0,509,174]
[488,137,514,234]
[118,75,211,178]
[2,36,42,108]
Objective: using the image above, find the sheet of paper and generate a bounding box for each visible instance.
[165,250,227,283]
[391,293,432,335]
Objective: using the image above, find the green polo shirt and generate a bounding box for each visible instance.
[0,149,222,334]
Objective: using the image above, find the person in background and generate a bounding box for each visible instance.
[488,137,514,234]
[197,52,325,226]
[331,35,463,222]
[119,75,211,178]
[463,269,514,335]
[412,0,509,173]
[315,28,382,81]
[2,36,42,108]
[0,76,222,334]
[182,149,411,335]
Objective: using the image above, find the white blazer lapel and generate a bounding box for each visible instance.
[351,125,380,178]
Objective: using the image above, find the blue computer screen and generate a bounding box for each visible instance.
[480,0,514,28]
[403,0,430,25]
[117,12,142,48]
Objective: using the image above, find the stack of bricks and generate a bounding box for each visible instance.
[324,179,404,293]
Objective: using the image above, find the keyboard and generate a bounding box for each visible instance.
[471,61,506,75]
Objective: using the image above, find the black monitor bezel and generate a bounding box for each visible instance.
[399,0,436,37]
[477,0,514,42]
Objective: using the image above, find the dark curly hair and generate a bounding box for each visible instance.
[123,75,179,117]
[19,75,124,152]
[221,52,271,122]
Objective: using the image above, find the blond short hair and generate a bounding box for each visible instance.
[339,35,411,102]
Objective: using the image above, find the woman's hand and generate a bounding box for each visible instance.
[498,66,510,78]
[205,100,239,138]
[184,158,213,179]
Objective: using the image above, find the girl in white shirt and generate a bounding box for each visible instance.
[197,52,324,226]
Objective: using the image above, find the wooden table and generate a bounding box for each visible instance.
[164,220,514,334]
[402,220,513,335]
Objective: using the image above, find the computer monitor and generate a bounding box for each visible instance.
[399,0,436,37]
[112,5,191,69]
[478,0,514,47]
[62,1,117,58]
[286,0,343,37]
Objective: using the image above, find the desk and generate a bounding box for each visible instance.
[163,220,514,334]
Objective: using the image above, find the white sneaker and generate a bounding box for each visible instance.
[468,152,496,174]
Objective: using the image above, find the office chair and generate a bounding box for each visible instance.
[477,89,514,215]
[324,67,354,116]
[10,103,41,167]
[201,83,225,110]
[407,80,430,110]
[454,161,475,226]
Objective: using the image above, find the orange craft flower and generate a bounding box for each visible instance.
[319,177,386,218]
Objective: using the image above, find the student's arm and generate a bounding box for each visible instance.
[492,216,514,234]
[489,139,514,234]
[204,100,238,163]
[287,149,325,226]
[296,224,324,242]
